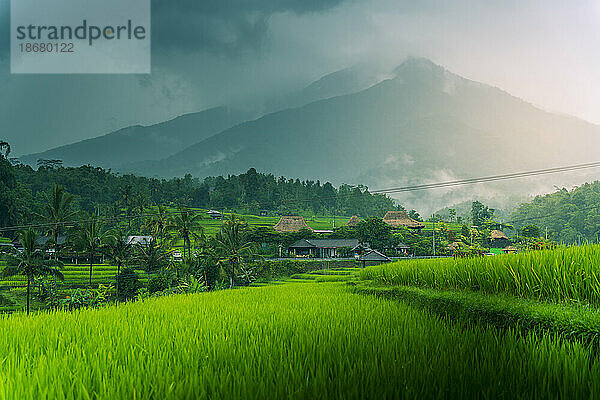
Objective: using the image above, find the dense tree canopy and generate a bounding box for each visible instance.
[511,182,600,243]
[2,163,396,231]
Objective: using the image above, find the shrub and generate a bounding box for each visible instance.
[116,267,141,301]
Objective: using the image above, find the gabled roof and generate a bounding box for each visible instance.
[127,236,153,246]
[490,230,508,240]
[502,245,518,252]
[346,215,361,227]
[383,211,425,229]
[288,239,360,249]
[396,242,410,250]
[35,235,67,247]
[359,250,391,262]
[273,216,313,232]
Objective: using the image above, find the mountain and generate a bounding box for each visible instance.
[128,58,600,201]
[19,106,251,169]
[264,66,379,111]
[19,67,378,171]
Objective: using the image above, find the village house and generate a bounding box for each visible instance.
[346,215,361,227]
[359,250,391,268]
[273,215,313,233]
[127,236,153,246]
[287,238,363,258]
[489,230,510,248]
[382,211,425,232]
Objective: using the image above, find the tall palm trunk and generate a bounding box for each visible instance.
[26,276,31,315]
[230,260,235,288]
[115,263,121,305]
[89,252,94,287]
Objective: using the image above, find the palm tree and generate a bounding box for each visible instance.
[169,208,203,259]
[75,214,106,287]
[36,184,76,289]
[102,228,133,302]
[214,216,255,288]
[143,205,172,245]
[0,141,10,159]
[135,238,171,285]
[3,229,64,314]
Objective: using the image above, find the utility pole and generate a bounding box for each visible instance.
[220,212,224,235]
[545,226,548,240]
[432,213,436,257]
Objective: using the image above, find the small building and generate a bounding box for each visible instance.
[35,235,67,248]
[207,210,223,220]
[346,215,361,227]
[502,245,518,254]
[127,236,153,246]
[489,230,510,248]
[359,250,392,268]
[288,238,361,258]
[396,241,412,256]
[383,211,425,231]
[273,216,313,233]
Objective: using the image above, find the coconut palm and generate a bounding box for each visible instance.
[143,205,172,245]
[75,214,106,287]
[2,229,64,314]
[134,238,171,285]
[102,228,133,302]
[36,184,76,288]
[169,208,203,259]
[0,141,10,159]
[214,216,255,288]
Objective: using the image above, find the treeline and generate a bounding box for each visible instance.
[511,181,600,243]
[0,159,396,229]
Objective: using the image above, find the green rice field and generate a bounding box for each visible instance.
[0,282,599,399]
[361,244,600,305]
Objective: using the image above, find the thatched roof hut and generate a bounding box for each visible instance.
[273,216,313,233]
[489,230,508,240]
[447,241,462,251]
[346,215,361,227]
[382,211,425,229]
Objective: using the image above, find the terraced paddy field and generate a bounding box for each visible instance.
[1,279,600,399]
[1,246,600,398]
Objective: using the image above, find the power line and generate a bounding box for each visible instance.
[2,160,600,233]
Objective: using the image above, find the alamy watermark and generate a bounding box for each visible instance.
[11,0,151,74]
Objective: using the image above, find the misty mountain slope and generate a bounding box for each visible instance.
[263,66,379,112]
[129,58,600,189]
[19,106,250,169]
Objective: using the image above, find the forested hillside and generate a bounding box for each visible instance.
[1,162,396,230]
[511,182,600,243]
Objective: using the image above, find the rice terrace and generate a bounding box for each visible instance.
[3,1,600,398]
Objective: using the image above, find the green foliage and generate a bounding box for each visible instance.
[0,156,18,229]
[59,285,113,311]
[10,164,396,225]
[361,244,600,305]
[115,267,141,301]
[148,275,170,294]
[471,201,495,227]
[520,225,541,238]
[511,182,600,243]
[0,284,597,398]
[356,218,392,250]
[352,283,600,348]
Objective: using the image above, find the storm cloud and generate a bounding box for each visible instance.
[0,0,599,157]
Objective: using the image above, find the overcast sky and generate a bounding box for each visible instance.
[0,0,599,155]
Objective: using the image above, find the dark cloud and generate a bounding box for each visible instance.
[0,0,8,60]
[150,0,348,55]
[0,0,348,58]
